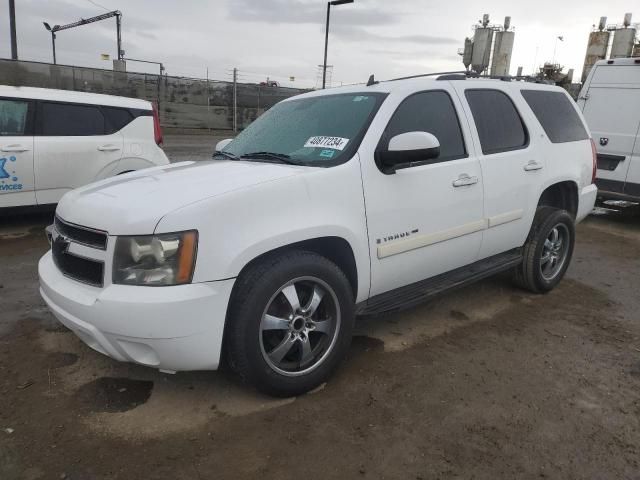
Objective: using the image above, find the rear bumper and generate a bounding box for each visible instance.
[577,184,598,222]
[39,251,235,371]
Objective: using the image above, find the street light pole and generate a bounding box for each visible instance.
[322,3,330,89]
[43,22,58,64]
[51,32,57,64]
[9,0,18,59]
[322,0,354,89]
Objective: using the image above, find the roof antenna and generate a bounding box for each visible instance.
[366,74,378,86]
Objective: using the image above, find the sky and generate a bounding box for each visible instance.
[1,0,637,88]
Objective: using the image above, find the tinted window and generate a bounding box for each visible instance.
[465,90,528,154]
[103,107,134,134]
[383,91,466,161]
[521,90,589,143]
[0,99,29,136]
[41,102,105,136]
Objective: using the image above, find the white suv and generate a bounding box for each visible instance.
[38,74,597,396]
[0,86,169,209]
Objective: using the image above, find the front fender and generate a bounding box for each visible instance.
[155,161,372,302]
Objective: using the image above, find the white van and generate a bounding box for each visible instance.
[578,58,640,201]
[0,86,169,209]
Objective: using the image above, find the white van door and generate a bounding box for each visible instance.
[581,67,640,194]
[0,97,36,208]
[34,101,123,205]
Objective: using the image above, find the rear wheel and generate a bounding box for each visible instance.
[225,250,355,397]
[514,207,575,293]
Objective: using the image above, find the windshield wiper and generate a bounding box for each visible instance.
[212,150,239,160]
[239,151,302,165]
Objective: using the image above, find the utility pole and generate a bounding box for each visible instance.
[9,0,18,60]
[233,67,238,133]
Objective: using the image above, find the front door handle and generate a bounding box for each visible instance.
[97,144,121,152]
[452,174,479,187]
[1,145,30,153]
[524,160,543,171]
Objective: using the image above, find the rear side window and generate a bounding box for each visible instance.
[0,99,29,136]
[41,102,105,136]
[521,90,589,143]
[465,89,528,154]
[103,107,134,134]
[382,90,467,161]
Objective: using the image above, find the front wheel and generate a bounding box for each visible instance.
[225,250,355,397]
[513,207,575,293]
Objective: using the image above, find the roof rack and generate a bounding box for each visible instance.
[386,70,470,82]
[365,70,539,86]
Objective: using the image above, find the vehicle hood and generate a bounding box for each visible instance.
[56,160,307,235]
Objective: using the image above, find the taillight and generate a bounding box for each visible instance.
[590,138,598,184]
[152,102,163,146]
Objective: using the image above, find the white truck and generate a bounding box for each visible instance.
[578,57,640,202]
[0,86,169,209]
[39,74,597,396]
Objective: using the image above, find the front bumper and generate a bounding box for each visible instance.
[39,251,235,372]
[577,183,598,223]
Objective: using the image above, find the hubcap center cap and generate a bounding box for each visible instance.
[291,316,306,332]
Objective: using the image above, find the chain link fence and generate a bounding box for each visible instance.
[0,59,309,132]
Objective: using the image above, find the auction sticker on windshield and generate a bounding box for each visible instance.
[304,136,349,151]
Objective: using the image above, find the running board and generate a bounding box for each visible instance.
[357,249,522,316]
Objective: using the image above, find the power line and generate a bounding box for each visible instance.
[85,0,110,12]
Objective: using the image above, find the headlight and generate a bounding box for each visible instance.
[113,231,198,286]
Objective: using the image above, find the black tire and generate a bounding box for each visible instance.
[513,206,575,293]
[224,250,355,397]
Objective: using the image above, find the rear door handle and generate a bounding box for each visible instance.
[524,160,543,171]
[452,174,479,187]
[1,145,30,153]
[97,144,121,152]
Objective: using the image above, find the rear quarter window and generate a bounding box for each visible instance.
[102,107,134,134]
[521,90,589,143]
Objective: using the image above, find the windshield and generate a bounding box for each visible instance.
[222,92,386,166]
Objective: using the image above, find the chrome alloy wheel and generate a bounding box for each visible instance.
[259,276,341,377]
[540,223,570,281]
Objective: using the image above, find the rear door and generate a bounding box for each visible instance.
[455,86,541,259]
[34,101,123,205]
[0,97,36,208]
[581,66,640,194]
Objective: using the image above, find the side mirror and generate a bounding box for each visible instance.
[215,138,233,151]
[377,131,440,173]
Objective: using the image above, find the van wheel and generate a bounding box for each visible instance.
[225,250,355,397]
[513,206,575,293]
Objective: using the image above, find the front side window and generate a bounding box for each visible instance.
[380,90,467,162]
[465,89,528,154]
[221,92,386,166]
[0,99,29,136]
[41,102,105,136]
[521,90,589,143]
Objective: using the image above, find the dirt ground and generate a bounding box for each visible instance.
[1,138,640,479]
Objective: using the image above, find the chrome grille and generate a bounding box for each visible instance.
[54,216,108,250]
[51,217,107,287]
